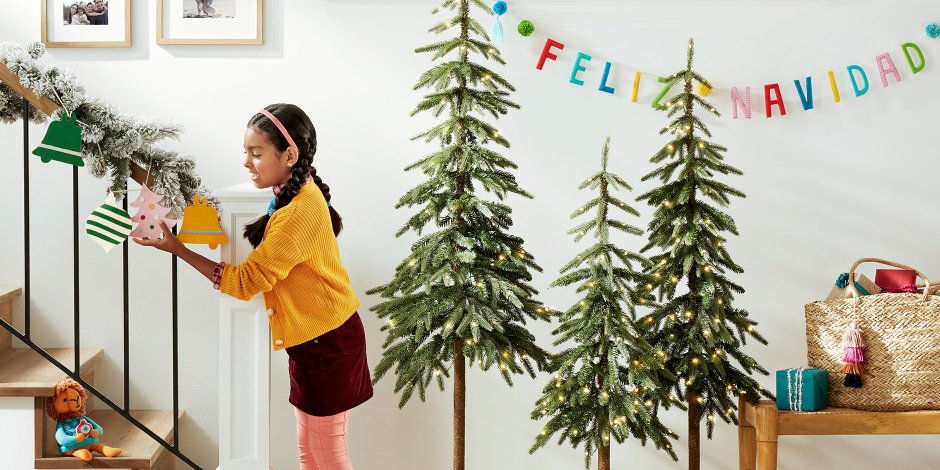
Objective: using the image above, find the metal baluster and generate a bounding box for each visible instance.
[22,101,30,339]
[123,180,130,411]
[73,165,80,373]
[172,225,179,448]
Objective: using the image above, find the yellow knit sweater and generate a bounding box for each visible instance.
[220,182,360,350]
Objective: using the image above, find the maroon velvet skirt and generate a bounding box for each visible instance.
[286,312,373,417]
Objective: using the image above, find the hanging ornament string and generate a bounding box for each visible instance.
[110,153,157,199]
[501,7,937,92]
[787,367,805,411]
[31,41,126,172]
[499,9,665,79]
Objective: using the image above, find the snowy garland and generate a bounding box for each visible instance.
[0,41,216,217]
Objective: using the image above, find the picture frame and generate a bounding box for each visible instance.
[41,0,132,48]
[156,0,263,45]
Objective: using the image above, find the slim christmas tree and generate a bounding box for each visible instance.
[366,1,550,469]
[529,138,679,470]
[635,39,771,470]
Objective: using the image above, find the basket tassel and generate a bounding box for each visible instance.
[841,320,866,388]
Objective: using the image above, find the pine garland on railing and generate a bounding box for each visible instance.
[0,41,216,216]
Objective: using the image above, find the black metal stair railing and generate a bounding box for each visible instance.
[0,100,202,470]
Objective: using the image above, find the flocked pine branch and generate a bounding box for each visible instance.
[530,138,679,470]
[634,38,772,470]
[0,41,216,216]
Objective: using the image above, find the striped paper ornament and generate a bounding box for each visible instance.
[85,194,133,253]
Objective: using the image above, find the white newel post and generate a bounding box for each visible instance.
[216,183,273,470]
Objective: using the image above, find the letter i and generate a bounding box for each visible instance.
[828,71,841,103]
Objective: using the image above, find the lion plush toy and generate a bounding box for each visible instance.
[46,379,122,461]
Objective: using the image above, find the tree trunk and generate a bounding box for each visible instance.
[688,394,700,470]
[598,444,610,470]
[454,339,466,470]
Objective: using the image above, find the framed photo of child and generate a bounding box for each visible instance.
[157,0,263,45]
[41,0,131,48]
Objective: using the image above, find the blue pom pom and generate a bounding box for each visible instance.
[835,273,850,288]
[928,23,940,39]
[493,1,507,16]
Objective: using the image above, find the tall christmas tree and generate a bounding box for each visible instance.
[529,138,679,470]
[366,1,550,469]
[635,39,771,470]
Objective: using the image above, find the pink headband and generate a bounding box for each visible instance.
[257,109,298,153]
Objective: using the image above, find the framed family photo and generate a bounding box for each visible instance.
[41,0,131,47]
[157,0,263,45]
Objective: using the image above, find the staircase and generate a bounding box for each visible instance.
[1,286,184,469]
[0,56,205,469]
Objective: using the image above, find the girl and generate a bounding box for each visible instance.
[134,103,372,470]
[69,5,91,25]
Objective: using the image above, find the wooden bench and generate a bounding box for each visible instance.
[737,397,940,469]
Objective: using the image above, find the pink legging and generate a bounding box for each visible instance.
[294,407,354,470]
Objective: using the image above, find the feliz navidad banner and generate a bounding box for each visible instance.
[494,4,940,119]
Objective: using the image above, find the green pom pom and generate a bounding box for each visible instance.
[517,20,535,37]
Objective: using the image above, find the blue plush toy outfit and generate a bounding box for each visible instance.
[56,416,104,453]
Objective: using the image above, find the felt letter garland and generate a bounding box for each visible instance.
[794,77,814,110]
[902,42,926,74]
[730,86,752,119]
[875,52,902,87]
[631,71,641,102]
[570,52,592,86]
[652,77,676,109]
[599,61,616,94]
[520,29,934,120]
[847,65,870,97]
[828,71,842,103]
[536,38,565,70]
[764,83,787,117]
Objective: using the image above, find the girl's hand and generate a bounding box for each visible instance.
[132,221,185,255]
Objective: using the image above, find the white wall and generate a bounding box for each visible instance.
[2,1,939,469]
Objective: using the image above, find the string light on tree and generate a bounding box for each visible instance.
[635,38,771,470]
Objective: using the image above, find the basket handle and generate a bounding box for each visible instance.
[848,258,932,302]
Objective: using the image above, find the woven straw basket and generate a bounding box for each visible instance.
[805,258,940,411]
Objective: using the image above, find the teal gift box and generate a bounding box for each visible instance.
[775,368,828,411]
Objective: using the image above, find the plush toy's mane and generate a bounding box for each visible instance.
[46,379,88,421]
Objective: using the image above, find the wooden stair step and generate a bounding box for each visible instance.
[0,286,20,305]
[36,409,184,469]
[0,348,104,396]
[0,286,22,353]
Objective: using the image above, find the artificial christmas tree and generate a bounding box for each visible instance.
[366,1,550,469]
[635,39,771,470]
[529,138,679,470]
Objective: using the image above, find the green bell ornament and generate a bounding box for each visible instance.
[33,112,84,167]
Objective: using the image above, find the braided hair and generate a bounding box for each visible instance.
[243,103,343,248]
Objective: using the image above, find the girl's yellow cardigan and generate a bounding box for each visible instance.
[219,182,360,350]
